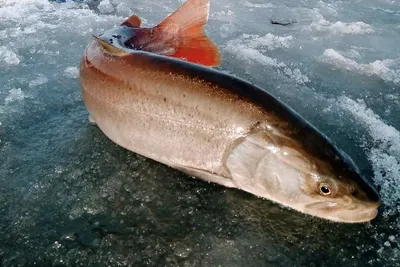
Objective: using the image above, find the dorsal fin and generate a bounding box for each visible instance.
[154,0,220,66]
[121,14,142,27]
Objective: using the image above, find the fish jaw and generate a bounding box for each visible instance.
[303,199,380,223]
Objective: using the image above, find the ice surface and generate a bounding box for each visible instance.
[310,20,374,35]
[115,2,132,16]
[242,1,275,9]
[0,0,399,266]
[338,97,400,210]
[4,88,25,104]
[0,46,20,65]
[29,75,49,88]
[225,34,309,84]
[63,66,79,78]
[98,0,114,14]
[321,49,400,84]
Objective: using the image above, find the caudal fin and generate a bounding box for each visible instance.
[155,0,220,66]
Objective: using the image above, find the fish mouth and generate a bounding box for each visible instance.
[335,206,379,223]
[91,35,130,56]
[92,25,137,52]
[304,200,380,223]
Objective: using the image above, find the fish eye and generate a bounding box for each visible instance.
[319,183,331,196]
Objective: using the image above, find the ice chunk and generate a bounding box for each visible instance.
[5,88,25,104]
[29,75,48,88]
[98,0,114,14]
[320,49,400,84]
[0,46,20,65]
[338,97,400,213]
[63,67,79,79]
[310,20,374,35]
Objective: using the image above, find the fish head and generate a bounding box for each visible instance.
[289,153,380,223]
[93,25,138,54]
[95,13,143,50]
[265,132,381,223]
[226,128,380,223]
[302,181,380,223]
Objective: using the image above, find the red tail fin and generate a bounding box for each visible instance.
[155,0,220,66]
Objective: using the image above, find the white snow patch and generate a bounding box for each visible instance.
[29,75,48,88]
[225,34,309,84]
[0,46,20,65]
[338,96,400,215]
[5,88,25,104]
[320,49,400,84]
[63,67,79,79]
[242,1,274,8]
[310,20,374,35]
[211,10,236,22]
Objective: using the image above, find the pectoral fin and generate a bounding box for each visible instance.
[223,131,280,197]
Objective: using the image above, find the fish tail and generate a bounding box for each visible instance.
[154,0,220,66]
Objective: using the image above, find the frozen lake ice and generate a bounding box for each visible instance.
[0,0,399,266]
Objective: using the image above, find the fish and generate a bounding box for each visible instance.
[80,0,381,223]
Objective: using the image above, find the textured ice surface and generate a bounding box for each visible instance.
[0,46,20,65]
[63,66,79,78]
[321,49,400,84]
[338,97,400,210]
[98,0,114,14]
[310,20,374,35]
[0,0,399,266]
[225,34,309,84]
[4,88,25,104]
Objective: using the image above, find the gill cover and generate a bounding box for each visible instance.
[224,130,287,198]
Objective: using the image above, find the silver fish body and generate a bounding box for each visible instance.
[80,40,380,223]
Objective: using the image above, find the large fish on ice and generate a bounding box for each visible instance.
[80,0,380,223]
